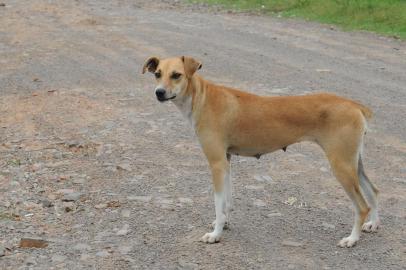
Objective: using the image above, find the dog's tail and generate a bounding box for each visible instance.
[357,104,378,196]
[358,156,379,195]
[353,101,373,121]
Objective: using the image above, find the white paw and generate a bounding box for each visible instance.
[200,232,221,244]
[338,236,358,248]
[362,220,380,233]
[211,220,229,230]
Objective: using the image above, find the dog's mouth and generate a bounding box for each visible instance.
[157,95,176,102]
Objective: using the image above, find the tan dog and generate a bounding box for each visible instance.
[142,56,380,247]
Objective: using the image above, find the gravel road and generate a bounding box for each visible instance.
[0,0,405,269]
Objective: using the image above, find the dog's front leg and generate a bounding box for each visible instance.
[201,152,229,244]
[211,153,232,230]
[225,153,233,219]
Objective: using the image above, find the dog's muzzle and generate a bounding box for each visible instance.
[155,88,176,102]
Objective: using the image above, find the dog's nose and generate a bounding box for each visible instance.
[155,88,166,99]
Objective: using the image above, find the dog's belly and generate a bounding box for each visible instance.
[226,130,311,158]
[227,145,283,158]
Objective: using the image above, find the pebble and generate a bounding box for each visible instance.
[322,222,336,230]
[66,140,84,148]
[284,197,297,206]
[3,201,11,208]
[95,231,111,241]
[116,224,130,236]
[320,167,329,172]
[52,254,67,263]
[24,201,42,210]
[121,209,131,217]
[245,185,264,190]
[158,198,173,205]
[179,197,193,204]
[282,240,303,247]
[94,203,108,209]
[62,192,83,202]
[31,163,43,171]
[253,199,266,207]
[41,199,54,208]
[63,202,75,212]
[254,175,264,182]
[254,175,273,182]
[80,254,92,261]
[56,189,75,195]
[178,259,199,270]
[116,163,132,172]
[268,212,282,217]
[96,250,110,257]
[316,69,331,73]
[25,257,36,265]
[73,178,86,184]
[10,181,20,187]
[122,256,136,263]
[393,178,406,184]
[73,243,91,251]
[106,166,117,173]
[117,245,133,255]
[127,195,151,202]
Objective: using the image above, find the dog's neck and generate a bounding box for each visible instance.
[172,75,206,127]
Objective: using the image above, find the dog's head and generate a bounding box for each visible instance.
[142,56,202,102]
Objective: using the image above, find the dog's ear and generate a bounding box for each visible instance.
[142,57,160,74]
[182,56,202,78]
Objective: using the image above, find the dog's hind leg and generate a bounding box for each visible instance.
[321,123,370,248]
[320,110,374,247]
[327,153,370,247]
[359,157,380,232]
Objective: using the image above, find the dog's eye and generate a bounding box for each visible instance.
[171,73,182,80]
[154,72,161,79]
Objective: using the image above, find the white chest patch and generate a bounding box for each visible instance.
[173,96,194,127]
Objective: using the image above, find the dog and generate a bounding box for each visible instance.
[142,56,380,247]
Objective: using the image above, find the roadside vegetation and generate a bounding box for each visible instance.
[190,0,406,39]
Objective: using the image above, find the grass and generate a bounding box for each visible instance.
[189,0,406,39]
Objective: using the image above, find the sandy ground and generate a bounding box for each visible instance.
[0,0,405,269]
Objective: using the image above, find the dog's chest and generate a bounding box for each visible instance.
[174,97,194,127]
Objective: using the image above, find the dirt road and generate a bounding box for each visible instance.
[0,0,405,269]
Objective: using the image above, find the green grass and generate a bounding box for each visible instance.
[189,0,406,39]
